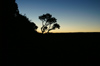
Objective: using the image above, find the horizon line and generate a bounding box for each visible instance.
[37,30,100,33]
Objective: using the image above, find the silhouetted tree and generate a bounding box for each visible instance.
[39,13,60,33]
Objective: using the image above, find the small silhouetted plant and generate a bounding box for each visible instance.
[39,13,60,33]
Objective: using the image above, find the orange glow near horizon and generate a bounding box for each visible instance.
[37,30,100,33]
[36,24,100,33]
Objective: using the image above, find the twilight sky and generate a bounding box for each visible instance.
[16,0,100,33]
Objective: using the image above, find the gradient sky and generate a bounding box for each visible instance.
[16,0,100,33]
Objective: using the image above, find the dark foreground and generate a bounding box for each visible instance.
[2,33,100,66]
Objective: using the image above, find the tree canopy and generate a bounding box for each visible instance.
[39,13,60,33]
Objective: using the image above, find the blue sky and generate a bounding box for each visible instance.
[16,0,100,33]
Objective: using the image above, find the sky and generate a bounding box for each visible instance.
[16,0,100,33]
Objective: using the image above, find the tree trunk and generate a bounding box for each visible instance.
[47,25,51,33]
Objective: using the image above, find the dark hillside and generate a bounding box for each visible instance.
[35,33,100,65]
[43,33,100,49]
